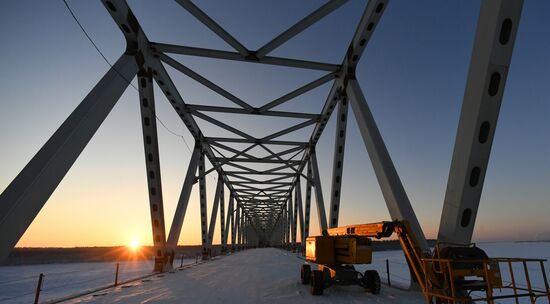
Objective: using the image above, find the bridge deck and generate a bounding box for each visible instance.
[67,248,424,303]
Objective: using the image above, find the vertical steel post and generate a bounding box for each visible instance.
[114,263,120,286]
[167,144,201,249]
[0,53,138,261]
[229,196,236,252]
[289,196,296,251]
[310,150,329,233]
[386,259,391,286]
[244,216,248,248]
[304,161,313,239]
[235,205,241,250]
[239,210,245,250]
[219,184,226,254]
[347,80,428,250]
[138,69,168,271]
[207,176,223,255]
[197,151,209,259]
[438,0,524,245]
[295,179,305,253]
[223,193,233,253]
[292,193,298,252]
[329,95,349,228]
[34,273,44,304]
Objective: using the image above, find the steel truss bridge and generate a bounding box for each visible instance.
[0,0,523,272]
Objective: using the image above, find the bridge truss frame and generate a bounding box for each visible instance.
[0,0,522,272]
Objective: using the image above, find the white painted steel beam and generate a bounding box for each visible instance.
[255,0,348,58]
[0,53,138,262]
[346,79,428,250]
[329,96,349,228]
[207,177,223,248]
[219,182,227,253]
[289,196,296,249]
[303,161,313,239]
[295,179,305,249]
[438,0,523,246]
[225,194,234,249]
[159,53,254,111]
[167,142,200,249]
[174,0,249,57]
[310,150,329,232]
[198,152,210,258]
[138,69,169,271]
[151,42,340,71]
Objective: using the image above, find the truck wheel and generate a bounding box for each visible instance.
[310,270,324,295]
[363,270,381,294]
[301,264,311,285]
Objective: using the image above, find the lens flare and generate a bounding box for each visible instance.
[129,239,140,251]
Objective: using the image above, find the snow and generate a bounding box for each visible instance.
[0,259,194,304]
[64,248,425,304]
[0,242,548,303]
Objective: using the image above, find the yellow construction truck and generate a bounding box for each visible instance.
[301,221,550,303]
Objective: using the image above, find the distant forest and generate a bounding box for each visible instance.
[2,240,436,266]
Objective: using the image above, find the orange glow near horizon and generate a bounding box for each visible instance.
[129,239,140,251]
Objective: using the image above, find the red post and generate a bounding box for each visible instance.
[34,273,44,304]
[386,259,391,287]
[114,263,119,286]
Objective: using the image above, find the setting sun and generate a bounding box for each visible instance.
[129,239,140,251]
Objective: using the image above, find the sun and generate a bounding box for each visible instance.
[129,239,140,251]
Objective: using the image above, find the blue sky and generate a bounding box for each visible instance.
[0,0,549,246]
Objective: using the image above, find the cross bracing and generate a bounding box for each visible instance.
[0,0,523,273]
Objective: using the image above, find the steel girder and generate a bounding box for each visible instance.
[0,53,138,262]
[167,144,200,248]
[438,0,524,245]
[329,96,349,228]
[138,69,169,271]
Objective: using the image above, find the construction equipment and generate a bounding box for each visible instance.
[302,221,550,303]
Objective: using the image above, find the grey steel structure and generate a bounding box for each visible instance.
[0,0,523,274]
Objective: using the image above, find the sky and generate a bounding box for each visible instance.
[0,0,549,248]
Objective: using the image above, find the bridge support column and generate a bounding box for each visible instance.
[223,193,233,254]
[235,205,241,251]
[229,196,236,252]
[310,150,329,233]
[438,0,523,245]
[197,151,210,259]
[167,144,200,253]
[347,79,428,251]
[289,196,296,252]
[207,176,223,256]
[329,95,349,228]
[295,179,305,254]
[303,161,313,240]
[219,184,226,254]
[0,53,138,262]
[138,69,170,272]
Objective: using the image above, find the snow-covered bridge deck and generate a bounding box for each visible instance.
[67,248,424,303]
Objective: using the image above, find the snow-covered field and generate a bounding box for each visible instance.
[0,242,548,303]
[0,259,195,303]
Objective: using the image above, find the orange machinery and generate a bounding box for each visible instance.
[301,221,550,303]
